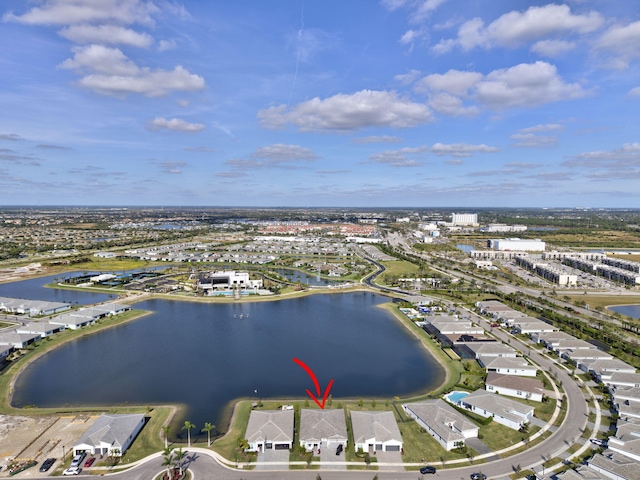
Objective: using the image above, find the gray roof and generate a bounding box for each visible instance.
[483,356,537,371]
[299,409,347,443]
[608,372,640,387]
[556,465,611,480]
[351,411,402,445]
[465,342,517,357]
[588,451,640,480]
[245,410,294,444]
[0,331,41,347]
[485,372,544,394]
[462,389,534,423]
[75,414,144,451]
[403,400,477,444]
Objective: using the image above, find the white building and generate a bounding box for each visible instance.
[460,389,534,430]
[451,213,478,226]
[488,238,546,252]
[73,414,145,457]
[351,411,403,453]
[299,409,347,452]
[245,410,294,452]
[197,271,263,293]
[485,372,544,402]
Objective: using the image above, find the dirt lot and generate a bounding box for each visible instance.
[0,414,98,477]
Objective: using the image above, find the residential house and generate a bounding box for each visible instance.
[485,372,544,402]
[481,356,538,377]
[245,410,294,452]
[299,409,347,452]
[402,400,478,451]
[73,414,145,456]
[351,411,403,453]
[460,389,534,430]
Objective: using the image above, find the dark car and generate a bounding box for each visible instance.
[84,457,96,467]
[335,444,343,455]
[39,458,56,472]
[471,473,487,480]
[420,465,437,474]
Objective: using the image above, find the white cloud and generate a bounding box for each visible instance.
[431,143,499,157]
[511,133,558,148]
[531,39,576,57]
[428,93,479,117]
[443,4,603,51]
[352,135,403,144]
[59,45,205,97]
[380,0,448,22]
[629,87,640,98]
[593,20,640,69]
[563,143,640,169]
[415,69,483,96]
[369,146,427,167]
[394,69,421,86]
[257,90,433,131]
[253,144,320,163]
[58,24,153,47]
[3,0,159,26]
[158,39,177,52]
[149,117,205,132]
[519,123,565,134]
[157,161,187,174]
[475,61,588,108]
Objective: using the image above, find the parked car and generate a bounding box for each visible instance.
[590,438,607,446]
[335,444,343,455]
[39,458,56,472]
[470,473,487,480]
[84,457,96,467]
[70,452,86,468]
[63,466,82,476]
[420,465,437,474]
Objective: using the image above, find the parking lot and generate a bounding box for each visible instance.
[0,414,98,477]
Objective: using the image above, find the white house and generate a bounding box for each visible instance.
[245,410,294,452]
[73,414,145,457]
[608,419,640,462]
[481,356,538,377]
[351,411,403,453]
[460,389,534,430]
[606,372,640,389]
[464,342,517,360]
[485,372,544,402]
[197,271,263,293]
[0,331,41,349]
[299,409,347,452]
[588,451,640,480]
[580,359,636,381]
[512,318,557,334]
[17,322,64,338]
[402,400,478,451]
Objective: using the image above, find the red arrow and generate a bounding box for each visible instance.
[293,357,334,409]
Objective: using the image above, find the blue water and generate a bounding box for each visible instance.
[609,304,640,320]
[274,268,341,286]
[13,292,444,443]
[456,244,475,254]
[445,391,470,404]
[0,273,114,304]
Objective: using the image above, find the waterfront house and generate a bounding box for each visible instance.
[245,410,294,452]
[351,411,402,453]
[73,414,145,457]
[402,400,478,451]
[299,409,348,452]
[460,389,534,430]
[485,372,544,402]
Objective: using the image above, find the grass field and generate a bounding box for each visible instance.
[565,295,640,310]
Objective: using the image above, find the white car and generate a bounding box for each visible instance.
[590,438,606,446]
[63,466,82,475]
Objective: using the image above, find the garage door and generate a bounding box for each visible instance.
[275,443,290,450]
[385,445,400,452]
[375,443,383,451]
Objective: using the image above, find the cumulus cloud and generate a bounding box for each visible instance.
[149,117,205,132]
[511,123,564,147]
[394,69,421,86]
[415,63,586,112]
[563,143,640,170]
[369,146,427,167]
[58,24,153,47]
[352,135,403,144]
[629,87,640,98]
[593,20,640,69]
[475,61,588,108]
[258,90,433,131]
[531,39,576,57]
[59,45,205,97]
[434,4,603,52]
[253,144,320,163]
[3,0,159,26]
[430,143,499,157]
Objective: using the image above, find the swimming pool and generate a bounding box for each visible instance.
[445,390,470,404]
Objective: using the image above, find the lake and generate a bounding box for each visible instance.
[274,268,342,286]
[12,292,444,443]
[0,273,114,304]
[609,304,640,320]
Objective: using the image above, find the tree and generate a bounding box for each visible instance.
[201,422,216,447]
[162,425,170,449]
[182,421,196,448]
[174,447,187,476]
[162,448,174,480]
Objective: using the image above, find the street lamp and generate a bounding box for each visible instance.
[62,445,65,462]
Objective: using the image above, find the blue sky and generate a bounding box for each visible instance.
[1,0,639,207]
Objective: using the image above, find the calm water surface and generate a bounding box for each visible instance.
[13,292,443,442]
[0,273,113,304]
[274,268,341,286]
[609,304,640,319]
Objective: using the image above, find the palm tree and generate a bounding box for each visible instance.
[162,425,170,449]
[174,447,187,476]
[201,422,215,447]
[182,421,196,447]
[162,447,174,480]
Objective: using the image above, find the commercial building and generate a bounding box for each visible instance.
[487,238,545,252]
[451,213,478,226]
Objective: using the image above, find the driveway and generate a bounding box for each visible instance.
[255,449,289,470]
[372,449,403,471]
[320,444,346,470]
